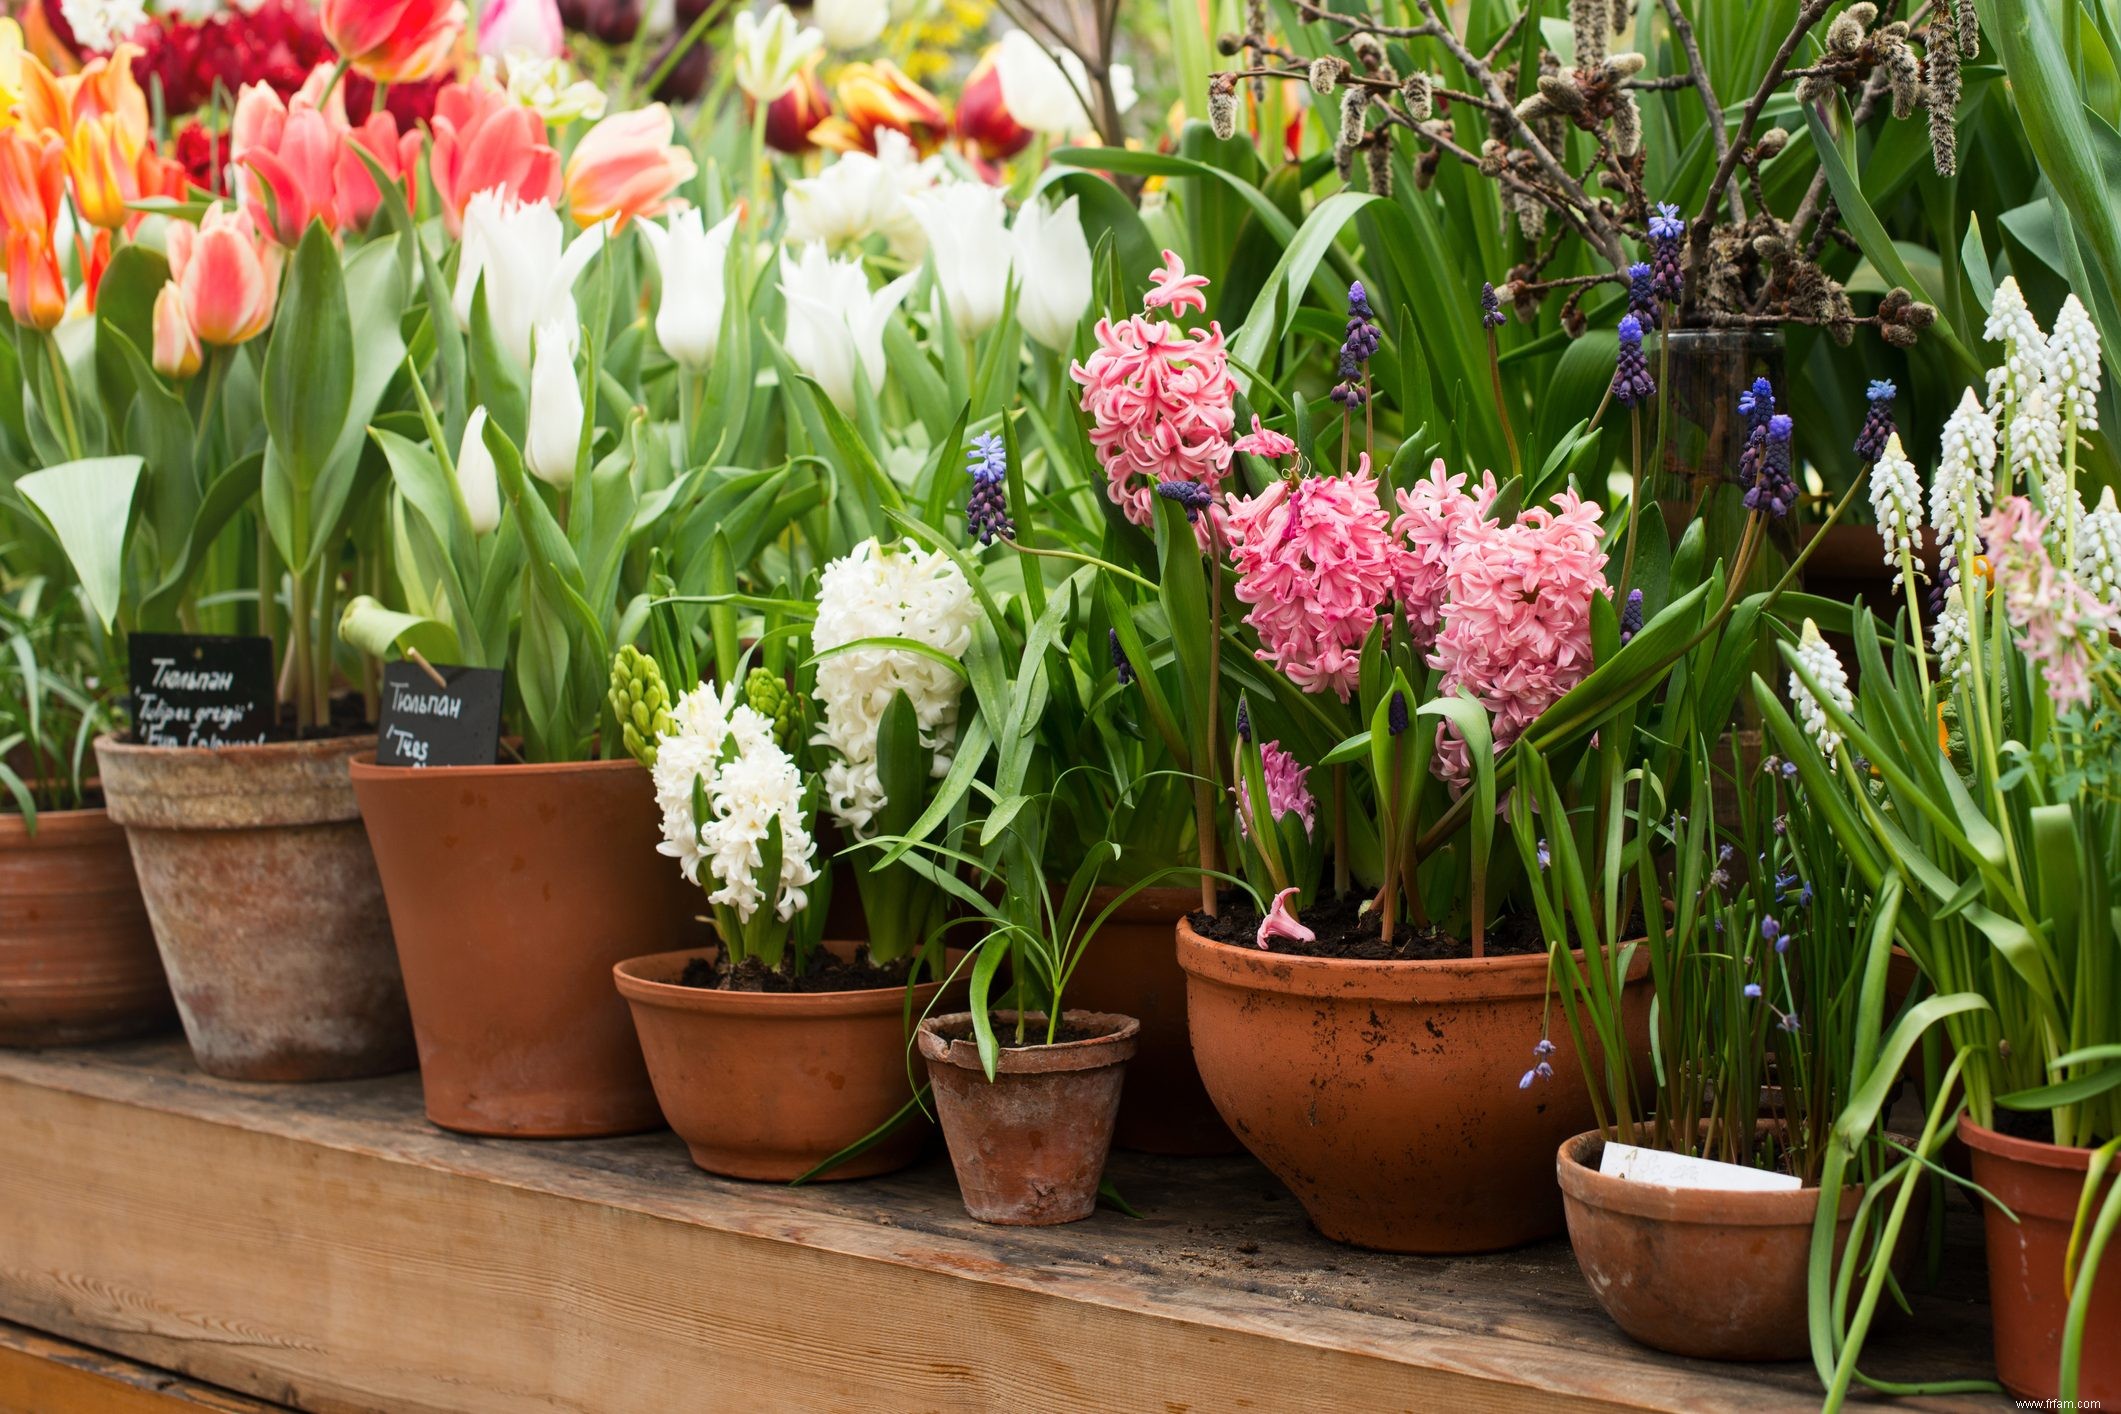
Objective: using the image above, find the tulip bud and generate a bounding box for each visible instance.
[152,282,202,379]
[1010,193,1091,354]
[526,321,583,488]
[456,405,502,534]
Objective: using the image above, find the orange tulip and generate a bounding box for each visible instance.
[152,280,202,378]
[165,204,281,346]
[953,46,1031,163]
[79,226,109,312]
[811,60,947,156]
[427,73,559,236]
[761,55,831,154]
[562,104,696,231]
[65,46,150,149]
[5,226,64,328]
[319,0,467,83]
[0,125,66,328]
[65,113,139,228]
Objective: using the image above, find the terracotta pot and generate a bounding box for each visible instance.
[0,807,173,1046]
[1177,919,1648,1253]
[1962,1120,2121,1403]
[93,733,413,1082]
[615,944,943,1181]
[1558,1128,1868,1361]
[352,756,697,1137]
[917,1009,1139,1226]
[1060,886,1236,1155]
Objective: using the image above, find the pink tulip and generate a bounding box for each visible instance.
[320,0,467,83]
[476,0,563,59]
[232,70,422,243]
[152,281,202,378]
[427,74,560,237]
[562,104,696,231]
[166,205,282,346]
[1256,888,1315,951]
[335,110,423,231]
[240,96,342,245]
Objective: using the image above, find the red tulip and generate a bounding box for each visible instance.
[761,54,830,154]
[319,0,465,83]
[427,72,559,236]
[953,45,1031,163]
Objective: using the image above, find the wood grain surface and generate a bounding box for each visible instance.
[0,1040,2007,1413]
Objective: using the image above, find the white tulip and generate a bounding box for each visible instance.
[456,406,502,535]
[780,244,917,415]
[912,183,1013,340]
[993,29,1135,137]
[526,320,584,489]
[813,0,887,49]
[637,209,737,370]
[1010,193,1091,353]
[452,193,606,368]
[783,130,939,260]
[732,4,823,102]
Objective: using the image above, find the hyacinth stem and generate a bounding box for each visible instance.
[1619,408,1644,599]
[1333,765,1350,899]
[1486,327,1521,480]
[1201,524,1226,917]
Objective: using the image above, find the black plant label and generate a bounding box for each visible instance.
[128,633,273,748]
[375,661,503,768]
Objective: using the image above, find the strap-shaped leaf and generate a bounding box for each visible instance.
[16,456,142,631]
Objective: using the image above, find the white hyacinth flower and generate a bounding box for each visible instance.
[2048,294,2103,432]
[1933,593,1971,686]
[2007,380,2066,513]
[1930,387,1998,558]
[1869,432,1924,589]
[1983,276,2049,417]
[1790,619,1854,765]
[652,681,820,924]
[810,538,978,835]
[2079,485,2121,609]
[59,0,146,51]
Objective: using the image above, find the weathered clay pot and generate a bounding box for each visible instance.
[1962,1120,2121,1403]
[94,734,413,1081]
[917,1009,1138,1226]
[1178,919,1648,1253]
[353,755,694,1137]
[615,944,943,1181]
[0,807,173,1046]
[1558,1128,1862,1361]
[1061,886,1236,1154]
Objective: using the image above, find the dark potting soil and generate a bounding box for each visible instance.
[1187,887,1548,961]
[927,1015,1121,1048]
[1992,1106,2064,1144]
[674,948,915,994]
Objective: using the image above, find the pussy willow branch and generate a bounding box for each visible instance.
[1656,0,1743,223]
[1687,0,1833,316]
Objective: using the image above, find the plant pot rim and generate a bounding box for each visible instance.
[917,1009,1139,1075]
[93,730,378,763]
[0,803,117,840]
[1556,1127,1858,1226]
[350,752,642,781]
[1176,916,1644,1002]
[1959,1117,2114,1171]
[614,947,942,1017]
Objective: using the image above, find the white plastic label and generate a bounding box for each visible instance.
[1599,1141,1802,1192]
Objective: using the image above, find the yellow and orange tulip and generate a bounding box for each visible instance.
[811,60,948,156]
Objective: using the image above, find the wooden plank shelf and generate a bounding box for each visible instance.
[0,1040,2005,1413]
[0,1319,290,1412]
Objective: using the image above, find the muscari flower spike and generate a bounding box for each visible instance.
[1626,261,1658,328]
[1156,478,1215,523]
[1109,628,1136,686]
[1480,280,1506,330]
[1854,379,1898,462]
[1611,315,1655,408]
[1648,201,1685,302]
[1518,1036,1556,1090]
[965,431,1014,545]
[1619,588,1643,644]
[1235,696,1252,743]
[1330,281,1381,409]
[1743,410,1797,519]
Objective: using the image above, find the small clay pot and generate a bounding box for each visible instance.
[1060,886,1236,1155]
[615,945,944,1181]
[94,733,414,1082]
[1962,1120,2121,1403]
[1558,1128,1868,1361]
[917,1009,1139,1226]
[0,806,173,1046]
[1178,919,1648,1253]
[353,755,697,1137]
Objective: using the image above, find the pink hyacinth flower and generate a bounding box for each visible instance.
[1236,740,1316,837]
[1070,249,1237,549]
[1980,495,2120,712]
[1256,887,1315,950]
[1232,414,1297,461]
[1394,459,1499,651]
[1224,454,1412,702]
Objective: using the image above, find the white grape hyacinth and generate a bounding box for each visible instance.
[2080,486,2121,610]
[1869,432,1924,590]
[810,538,978,835]
[1933,593,1972,687]
[1983,276,2049,417]
[2047,294,2103,433]
[1790,619,1854,765]
[652,681,820,924]
[2007,380,2066,516]
[1929,387,1997,557]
